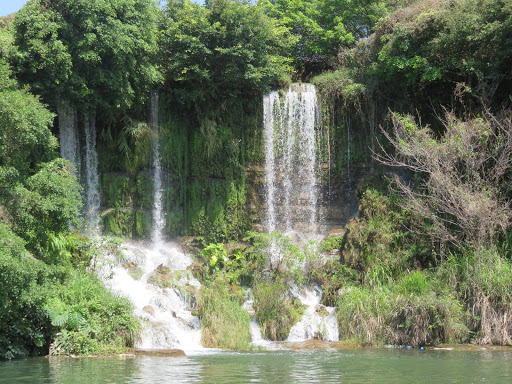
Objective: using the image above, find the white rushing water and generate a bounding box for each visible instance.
[151,90,165,244]
[102,241,203,352]
[287,284,339,342]
[58,101,80,175]
[263,84,320,235]
[83,111,100,233]
[263,85,339,344]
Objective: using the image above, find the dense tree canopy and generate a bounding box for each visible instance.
[10,0,160,114]
[160,0,293,105]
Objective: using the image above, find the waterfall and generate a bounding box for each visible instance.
[287,284,339,343]
[151,90,165,244]
[263,91,280,233]
[101,241,203,352]
[263,84,320,235]
[83,112,100,233]
[58,102,100,232]
[58,101,80,175]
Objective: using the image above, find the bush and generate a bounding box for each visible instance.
[337,277,467,346]
[0,225,53,359]
[46,271,139,355]
[253,279,304,341]
[439,248,512,345]
[198,277,251,349]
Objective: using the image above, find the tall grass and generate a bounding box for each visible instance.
[439,248,512,345]
[253,279,304,341]
[198,278,251,349]
[337,272,467,346]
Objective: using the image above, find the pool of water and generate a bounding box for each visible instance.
[1,348,511,383]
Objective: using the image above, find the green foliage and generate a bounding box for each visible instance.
[46,270,139,356]
[0,57,57,180]
[8,159,82,259]
[201,243,229,274]
[261,0,390,71]
[320,235,345,253]
[161,0,292,105]
[313,69,366,101]
[11,0,160,114]
[198,277,251,349]
[375,0,512,91]
[337,276,467,346]
[343,188,430,279]
[438,248,512,345]
[0,225,53,359]
[253,279,304,341]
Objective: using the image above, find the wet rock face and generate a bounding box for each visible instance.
[123,261,143,280]
[245,162,374,236]
[143,305,155,316]
[315,304,329,317]
[147,265,175,288]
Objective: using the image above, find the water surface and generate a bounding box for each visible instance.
[1,348,511,384]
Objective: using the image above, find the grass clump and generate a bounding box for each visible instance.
[438,248,512,345]
[253,279,304,341]
[337,275,467,346]
[198,277,251,349]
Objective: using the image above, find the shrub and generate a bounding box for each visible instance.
[46,271,139,355]
[0,225,53,359]
[253,279,304,341]
[439,248,512,345]
[198,277,251,349]
[337,273,467,346]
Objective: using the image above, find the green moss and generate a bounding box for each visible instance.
[102,209,134,238]
[135,210,152,238]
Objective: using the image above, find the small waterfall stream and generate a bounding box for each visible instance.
[287,285,339,342]
[83,112,100,233]
[100,91,202,352]
[58,103,100,232]
[102,242,203,352]
[58,101,80,175]
[151,90,165,245]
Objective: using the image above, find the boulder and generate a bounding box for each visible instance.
[134,349,186,357]
[315,304,329,317]
[325,228,346,239]
[143,305,155,316]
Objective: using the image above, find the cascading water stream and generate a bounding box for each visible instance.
[287,285,339,343]
[99,91,203,352]
[58,101,80,175]
[83,112,100,233]
[263,84,320,235]
[151,90,165,245]
[262,84,339,344]
[58,102,100,232]
[101,242,203,352]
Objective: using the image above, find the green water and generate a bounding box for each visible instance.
[1,349,511,383]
